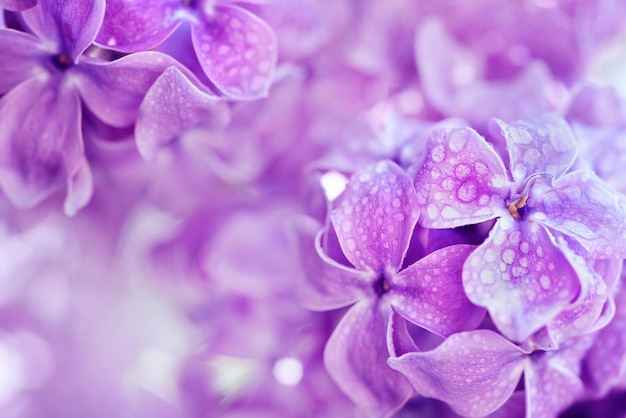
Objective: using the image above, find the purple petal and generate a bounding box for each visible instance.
[75,52,189,128]
[325,301,413,417]
[0,77,82,208]
[463,218,581,342]
[64,157,93,216]
[525,337,593,418]
[387,310,419,358]
[191,4,277,99]
[489,114,578,183]
[135,67,230,161]
[0,29,47,94]
[94,0,180,52]
[388,330,526,417]
[533,170,626,259]
[414,127,509,228]
[330,160,420,273]
[390,244,485,337]
[293,217,375,311]
[0,0,36,11]
[22,0,105,59]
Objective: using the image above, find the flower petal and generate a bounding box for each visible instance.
[330,160,420,273]
[64,156,93,216]
[489,114,578,183]
[293,217,374,311]
[191,4,278,99]
[0,77,82,208]
[388,330,526,417]
[75,52,189,128]
[386,310,419,357]
[414,127,509,229]
[135,67,230,161]
[462,218,581,342]
[0,29,47,94]
[23,0,105,59]
[391,244,485,337]
[0,0,36,11]
[533,170,626,259]
[325,300,413,417]
[94,0,180,52]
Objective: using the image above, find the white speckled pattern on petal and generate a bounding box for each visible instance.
[330,160,420,273]
[414,126,509,229]
[490,114,578,183]
[390,244,485,337]
[192,4,277,99]
[462,218,581,342]
[388,330,527,417]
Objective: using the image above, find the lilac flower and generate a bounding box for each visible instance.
[296,160,485,416]
[96,0,278,99]
[389,329,596,418]
[413,114,626,341]
[0,0,192,214]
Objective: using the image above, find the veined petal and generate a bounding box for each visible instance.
[463,218,581,342]
[95,0,181,52]
[414,127,509,229]
[74,52,189,128]
[0,76,82,208]
[391,244,485,337]
[330,160,420,273]
[325,300,413,417]
[489,114,578,183]
[191,4,278,99]
[293,217,374,311]
[533,170,626,259]
[388,330,527,418]
[0,0,36,11]
[135,66,230,161]
[0,29,47,94]
[22,0,105,59]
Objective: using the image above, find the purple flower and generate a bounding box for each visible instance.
[0,0,190,213]
[96,0,278,99]
[0,0,36,11]
[389,329,595,417]
[296,160,484,416]
[413,114,626,341]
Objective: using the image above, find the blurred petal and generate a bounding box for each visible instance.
[191,5,277,99]
[388,330,526,417]
[23,0,105,59]
[95,0,181,52]
[330,160,419,272]
[64,156,93,216]
[414,127,509,228]
[463,218,581,342]
[293,217,374,311]
[489,114,578,182]
[136,67,229,160]
[0,0,36,11]
[0,29,47,94]
[325,301,413,417]
[75,52,188,127]
[391,244,485,336]
[534,170,626,259]
[0,77,82,208]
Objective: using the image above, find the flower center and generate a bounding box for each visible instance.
[506,172,552,220]
[373,275,391,297]
[52,53,72,70]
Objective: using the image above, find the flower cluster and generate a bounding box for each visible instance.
[1,0,626,417]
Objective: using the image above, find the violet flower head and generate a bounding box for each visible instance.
[296,160,485,416]
[413,114,626,342]
[96,0,278,99]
